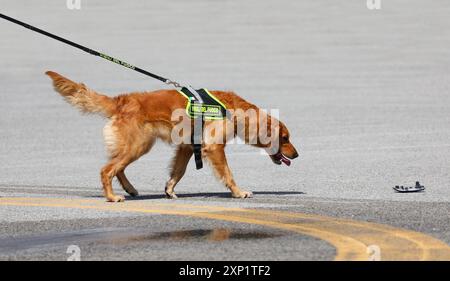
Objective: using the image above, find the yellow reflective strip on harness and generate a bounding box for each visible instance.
[176,89,194,118]
[176,88,227,120]
[204,89,227,110]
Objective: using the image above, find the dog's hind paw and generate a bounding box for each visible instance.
[165,192,178,199]
[106,195,125,202]
[232,191,253,199]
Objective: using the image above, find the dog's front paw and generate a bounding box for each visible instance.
[232,191,253,199]
[106,195,125,202]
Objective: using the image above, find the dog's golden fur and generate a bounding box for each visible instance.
[46,71,298,202]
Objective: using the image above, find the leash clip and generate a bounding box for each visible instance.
[165,79,182,88]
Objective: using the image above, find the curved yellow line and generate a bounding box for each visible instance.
[0,198,368,260]
[1,197,450,260]
[129,201,450,260]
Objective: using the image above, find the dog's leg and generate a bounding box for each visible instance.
[102,118,157,201]
[165,145,193,199]
[100,157,131,202]
[106,137,155,201]
[204,144,253,198]
[117,170,139,197]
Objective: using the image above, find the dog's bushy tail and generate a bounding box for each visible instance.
[45,71,116,118]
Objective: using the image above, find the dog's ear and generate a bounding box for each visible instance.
[279,123,289,141]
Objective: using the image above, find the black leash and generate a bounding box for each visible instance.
[0,13,210,169]
[0,13,181,88]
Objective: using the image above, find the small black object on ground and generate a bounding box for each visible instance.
[393,181,425,193]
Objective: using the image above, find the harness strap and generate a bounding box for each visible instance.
[191,118,204,170]
[185,87,205,170]
[191,97,204,170]
[187,85,204,103]
[178,87,227,170]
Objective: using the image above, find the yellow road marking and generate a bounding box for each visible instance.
[0,199,367,260]
[1,197,450,261]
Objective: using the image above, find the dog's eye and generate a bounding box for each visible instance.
[282,136,289,142]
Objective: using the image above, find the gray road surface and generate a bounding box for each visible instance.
[0,0,449,260]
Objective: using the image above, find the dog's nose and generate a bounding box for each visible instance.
[292,152,299,159]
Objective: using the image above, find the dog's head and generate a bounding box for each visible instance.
[253,116,298,166]
[267,121,299,166]
[232,108,298,166]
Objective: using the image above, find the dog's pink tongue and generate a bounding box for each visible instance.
[281,155,291,166]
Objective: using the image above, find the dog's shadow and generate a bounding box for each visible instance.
[124,191,305,201]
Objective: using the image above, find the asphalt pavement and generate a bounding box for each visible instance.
[0,0,449,261]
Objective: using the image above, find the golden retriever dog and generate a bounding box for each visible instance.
[45,71,298,202]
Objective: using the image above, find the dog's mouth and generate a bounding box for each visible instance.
[271,152,291,166]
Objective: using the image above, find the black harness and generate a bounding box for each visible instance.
[177,87,228,169]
